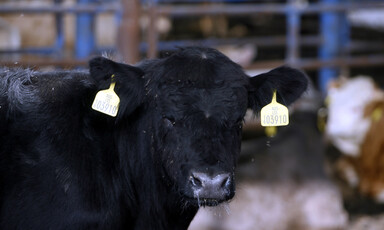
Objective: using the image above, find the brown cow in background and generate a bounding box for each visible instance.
[326,76,384,202]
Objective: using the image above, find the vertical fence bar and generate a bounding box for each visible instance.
[76,0,95,59]
[118,0,140,64]
[319,0,340,94]
[54,0,64,57]
[286,1,301,66]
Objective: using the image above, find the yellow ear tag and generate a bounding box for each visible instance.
[260,90,289,127]
[92,75,120,117]
[265,126,277,137]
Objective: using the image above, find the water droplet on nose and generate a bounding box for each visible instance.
[266,141,271,147]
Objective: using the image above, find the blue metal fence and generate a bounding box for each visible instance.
[0,0,120,61]
[319,0,344,93]
[76,0,96,59]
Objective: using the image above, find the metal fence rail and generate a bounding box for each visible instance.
[0,0,121,62]
[0,4,120,14]
[141,0,384,92]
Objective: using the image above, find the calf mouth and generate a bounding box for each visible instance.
[183,187,235,207]
[195,197,233,207]
[184,196,232,207]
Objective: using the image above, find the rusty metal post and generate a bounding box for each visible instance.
[146,0,159,59]
[118,0,140,64]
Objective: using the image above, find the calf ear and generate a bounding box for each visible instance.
[248,66,308,112]
[89,57,145,118]
[89,57,143,88]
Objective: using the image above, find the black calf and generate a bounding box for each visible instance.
[0,47,307,229]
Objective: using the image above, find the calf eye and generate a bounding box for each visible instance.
[163,117,175,128]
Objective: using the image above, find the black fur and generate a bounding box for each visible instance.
[0,47,307,230]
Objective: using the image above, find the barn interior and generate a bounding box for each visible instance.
[1,0,384,229]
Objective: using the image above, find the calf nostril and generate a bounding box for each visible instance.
[221,176,231,189]
[212,174,231,190]
[190,174,203,188]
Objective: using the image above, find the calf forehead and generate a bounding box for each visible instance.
[159,84,248,121]
[158,47,249,85]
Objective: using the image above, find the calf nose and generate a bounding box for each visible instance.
[189,171,232,201]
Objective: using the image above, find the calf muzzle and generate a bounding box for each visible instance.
[189,171,233,205]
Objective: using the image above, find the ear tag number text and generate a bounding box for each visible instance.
[92,75,120,117]
[260,90,289,127]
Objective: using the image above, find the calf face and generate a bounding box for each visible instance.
[90,47,307,207]
[326,77,381,156]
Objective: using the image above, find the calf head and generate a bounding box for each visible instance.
[326,77,384,156]
[89,47,307,207]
